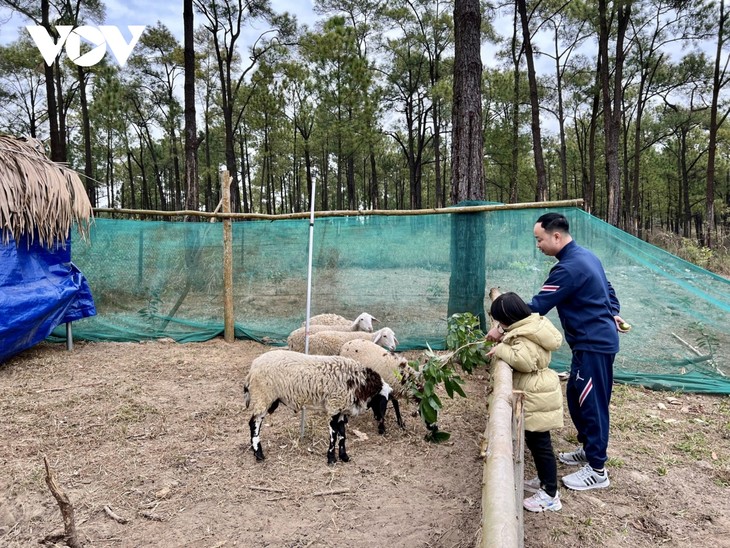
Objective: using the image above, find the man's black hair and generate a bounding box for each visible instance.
[536,212,570,234]
[490,292,533,326]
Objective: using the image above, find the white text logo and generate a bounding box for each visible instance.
[26,25,146,67]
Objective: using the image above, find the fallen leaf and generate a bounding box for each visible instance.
[351,429,369,441]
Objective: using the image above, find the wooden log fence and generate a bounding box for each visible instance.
[479,359,524,548]
[479,287,524,547]
[92,199,584,220]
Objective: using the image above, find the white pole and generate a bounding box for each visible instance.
[300,178,316,438]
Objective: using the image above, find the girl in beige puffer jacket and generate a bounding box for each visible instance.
[487,292,564,513]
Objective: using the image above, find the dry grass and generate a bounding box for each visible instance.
[0,134,92,247]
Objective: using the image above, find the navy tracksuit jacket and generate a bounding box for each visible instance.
[528,240,620,469]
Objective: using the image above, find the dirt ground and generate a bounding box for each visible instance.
[1,339,729,548]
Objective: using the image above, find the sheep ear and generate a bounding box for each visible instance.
[371,316,379,323]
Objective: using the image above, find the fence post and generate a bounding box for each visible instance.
[220,166,234,343]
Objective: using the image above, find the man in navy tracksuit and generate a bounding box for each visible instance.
[527,213,629,491]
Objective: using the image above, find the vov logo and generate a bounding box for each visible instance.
[26,25,146,67]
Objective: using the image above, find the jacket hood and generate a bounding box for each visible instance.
[504,313,562,351]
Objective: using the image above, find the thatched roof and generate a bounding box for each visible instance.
[0,134,92,248]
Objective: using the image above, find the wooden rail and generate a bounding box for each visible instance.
[92,199,585,220]
[479,359,523,548]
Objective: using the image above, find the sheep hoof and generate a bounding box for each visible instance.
[253,448,265,461]
[339,453,350,463]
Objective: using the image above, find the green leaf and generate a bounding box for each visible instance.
[420,400,437,424]
[425,430,451,443]
[444,379,455,398]
[424,380,435,397]
[451,380,467,398]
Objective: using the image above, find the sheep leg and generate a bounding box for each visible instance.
[390,397,405,429]
[369,393,389,435]
[327,415,339,465]
[249,415,265,461]
[337,415,349,462]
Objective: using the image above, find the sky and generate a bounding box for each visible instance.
[0,0,536,76]
[0,0,320,49]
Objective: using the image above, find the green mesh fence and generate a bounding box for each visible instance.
[53,206,730,394]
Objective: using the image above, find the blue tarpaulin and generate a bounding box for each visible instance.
[0,234,96,363]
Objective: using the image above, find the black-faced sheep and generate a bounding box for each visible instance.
[287,327,398,355]
[339,339,423,434]
[243,350,392,465]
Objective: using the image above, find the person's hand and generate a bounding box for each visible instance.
[486,325,504,342]
[614,315,631,333]
[486,345,497,358]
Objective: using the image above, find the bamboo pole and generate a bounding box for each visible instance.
[480,358,519,548]
[92,199,584,221]
[221,167,234,343]
[512,390,525,548]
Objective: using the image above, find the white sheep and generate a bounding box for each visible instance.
[339,339,423,434]
[288,327,398,355]
[287,313,379,351]
[243,349,392,464]
[304,312,378,331]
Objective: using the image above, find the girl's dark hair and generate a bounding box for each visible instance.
[490,292,532,326]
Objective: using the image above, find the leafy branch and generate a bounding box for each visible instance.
[403,312,494,443]
[445,312,493,373]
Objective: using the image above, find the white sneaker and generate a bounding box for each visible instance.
[524,476,541,493]
[562,464,610,491]
[523,489,562,512]
[558,446,588,466]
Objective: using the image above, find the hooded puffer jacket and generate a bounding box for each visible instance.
[490,313,564,432]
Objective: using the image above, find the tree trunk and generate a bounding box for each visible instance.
[432,103,443,208]
[680,129,691,238]
[239,121,252,213]
[516,0,547,201]
[246,129,254,213]
[509,5,520,204]
[41,0,62,162]
[553,24,568,201]
[203,113,213,211]
[705,0,727,248]
[449,0,486,330]
[587,58,601,215]
[599,0,630,227]
[77,65,95,206]
[54,66,67,162]
[125,149,136,209]
[451,0,484,203]
[369,146,379,209]
[183,0,199,218]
